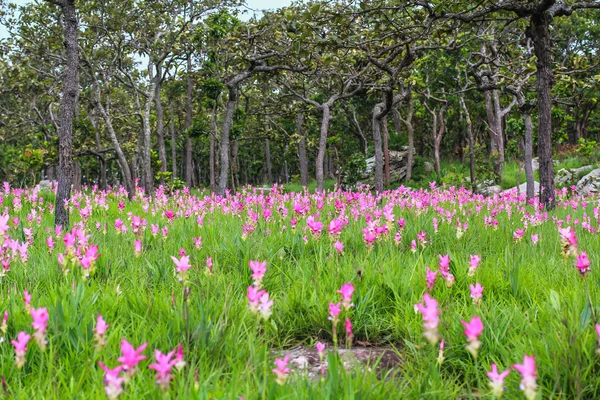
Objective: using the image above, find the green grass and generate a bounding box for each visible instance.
[0,186,599,398]
[284,179,337,193]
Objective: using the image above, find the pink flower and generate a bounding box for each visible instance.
[513,355,538,400]
[469,283,484,305]
[513,229,525,242]
[98,362,124,400]
[417,231,427,247]
[328,219,343,237]
[117,339,148,375]
[193,237,202,249]
[595,324,600,355]
[247,286,265,314]
[0,311,7,335]
[95,315,109,348]
[258,291,274,320]
[438,254,454,287]
[461,316,484,357]
[306,215,323,237]
[337,283,354,310]
[333,241,344,255]
[0,214,9,236]
[328,302,342,325]
[134,240,142,257]
[415,293,440,345]
[575,252,591,276]
[531,234,539,245]
[46,236,55,253]
[23,290,31,312]
[411,240,417,253]
[426,267,438,291]
[12,331,30,368]
[171,255,191,275]
[316,342,326,358]
[174,343,185,371]
[487,363,510,398]
[249,260,267,285]
[436,339,445,365]
[206,257,213,274]
[439,254,450,270]
[272,355,290,385]
[362,228,377,248]
[149,349,177,391]
[30,307,49,350]
[468,254,481,276]
[345,317,353,344]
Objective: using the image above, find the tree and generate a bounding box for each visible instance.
[44,0,78,227]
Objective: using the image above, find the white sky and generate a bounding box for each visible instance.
[0,0,293,39]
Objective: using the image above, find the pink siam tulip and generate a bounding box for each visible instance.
[94,315,109,349]
[559,226,578,256]
[328,302,342,326]
[513,229,525,242]
[595,324,600,355]
[531,234,539,245]
[333,241,344,255]
[438,254,454,287]
[337,283,354,310]
[467,254,481,277]
[487,363,510,398]
[469,283,484,305]
[461,316,484,358]
[117,339,148,378]
[23,290,31,312]
[362,228,377,249]
[411,240,417,253]
[11,331,30,369]
[417,231,427,248]
[30,307,49,351]
[171,255,191,282]
[345,318,353,345]
[0,311,7,336]
[258,291,274,320]
[134,240,142,257]
[205,256,213,275]
[249,260,267,287]
[415,293,441,345]
[575,252,591,276]
[272,355,290,385]
[247,286,265,314]
[0,214,9,241]
[98,362,124,400]
[174,343,185,371]
[149,349,177,392]
[328,219,343,237]
[436,339,445,365]
[306,215,323,237]
[193,237,202,249]
[426,267,438,291]
[46,236,55,253]
[513,355,538,400]
[316,342,326,374]
[394,232,402,246]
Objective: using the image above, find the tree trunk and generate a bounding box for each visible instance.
[523,109,535,201]
[491,89,505,177]
[297,112,308,187]
[51,0,79,228]
[209,104,217,191]
[315,104,330,193]
[372,104,385,192]
[531,14,556,210]
[72,159,81,192]
[382,114,390,186]
[459,96,476,185]
[403,92,415,182]
[218,86,237,195]
[170,101,177,180]
[231,139,239,190]
[185,54,193,187]
[155,72,167,185]
[264,116,272,184]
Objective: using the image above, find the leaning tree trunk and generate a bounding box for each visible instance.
[531,14,555,210]
[155,73,167,185]
[297,112,308,187]
[372,104,385,193]
[315,104,331,193]
[49,0,79,228]
[523,108,535,201]
[218,86,237,195]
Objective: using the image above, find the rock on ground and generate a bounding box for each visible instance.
[503,181,540,195]
[277,345,401,381]
[355,147,415,187]
[555,165,595,187]
[576,168,600,196]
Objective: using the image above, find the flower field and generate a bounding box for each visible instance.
[0,182,599,399]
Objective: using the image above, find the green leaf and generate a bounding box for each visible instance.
[549,290,560,312]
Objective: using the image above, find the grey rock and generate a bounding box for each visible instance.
[503,181,540,195]
[576,168,600,196]
[352,147,415,187]
[37,180,52,191]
